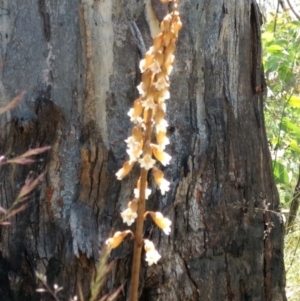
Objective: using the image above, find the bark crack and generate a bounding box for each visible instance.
[225,252,234,301]
[263,210,273,301]
[250,1,263,94]
[38,0,51,42]
[182,257,200,297]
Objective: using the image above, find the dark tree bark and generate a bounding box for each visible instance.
[0,1,286,301]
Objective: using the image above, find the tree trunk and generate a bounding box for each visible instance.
[0,0,286,300]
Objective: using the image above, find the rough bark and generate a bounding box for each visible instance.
[0,0,286,301]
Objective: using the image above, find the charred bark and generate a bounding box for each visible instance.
[0,1,286,300]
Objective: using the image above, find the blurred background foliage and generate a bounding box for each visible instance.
[261,1,300,299]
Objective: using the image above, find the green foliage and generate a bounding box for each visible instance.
[262,12,300,205]
[284,222,300,301]
[263,12,300,300]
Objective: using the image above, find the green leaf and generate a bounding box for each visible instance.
[264,57,279,73]
[267,45,284,53]
[273,161,289,185]
[288,96,300,107]
[282,118,300,136]
[289,140,300,153]
[262,31,274,43]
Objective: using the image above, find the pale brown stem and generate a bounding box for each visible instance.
[130,108,153,301]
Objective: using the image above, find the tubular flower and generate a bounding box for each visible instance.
[121,198,139,226]
[134,178,152,200]
[137,70,153,96]
[151,144,172,166]
[152,167,170,195]
[126,141,143,164]
[105,230,133,250]
[155,105,165,123]
[115,161,134,180]
[142,96,156,110]
[121,208,138,226]
[148,61,162,74]
[146,211,172,235]
[144,239,161,266]
[158,178,170,195]
[156,119,169,133]
[128,108,142,124]
[156,130,170,149]
[139,52,154,73]
[125,126,144,163]
[153,73,170,91]
[134,186,152,200]
[158,90,170,103]
[125,136,141,150]
[138,154,156,170]
[127,99,143,124]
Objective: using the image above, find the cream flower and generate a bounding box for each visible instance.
[142,96,156,110]
[144,239,155,251]
[125,136,138,149]
[128,108,142,124]
[144,239,161,266]
[137,71,152,96]
[152,167,170,195]
[163,32,175,48]
[158,90,170,103]
[145,249,161,266]
[155,105,165,123]
[105,230,133,250]
[165,65,173,75]
[125,135,143,163]
[139,52,154,73]
[154,75,169,91]
[147,212,172,235]
[156,131,170,149]
[115,161,134,180]
[165,42,176,60]
[160,14,172,31]
[152,144,172,165]
[157,178,170,195]
[127,99,143,124]
[137,82,147,97]
[121,208,138,226]
[134,187,152,200]
[138,154,156,170]
[153,33,163,51]
[165,54,175,65]
[156,119,169,133]
[157,102,167,115]
[127,143,143,164]
[149,61,162,74]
